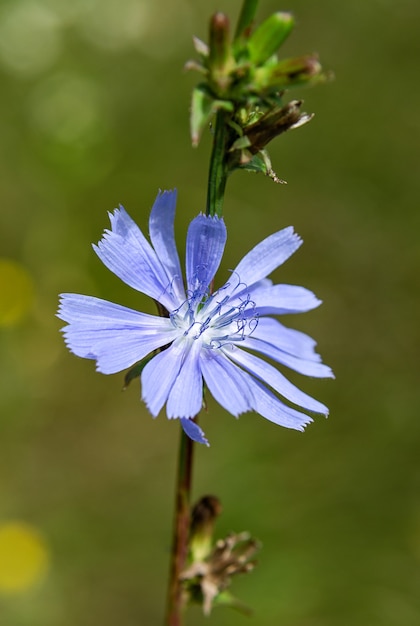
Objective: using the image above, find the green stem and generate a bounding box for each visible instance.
[206,109,229,217]
[164,424,195,626]
[164,47,233,626]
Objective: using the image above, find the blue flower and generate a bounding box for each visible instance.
[58,190,333,445]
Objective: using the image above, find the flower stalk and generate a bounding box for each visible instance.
[165,20,236,610]
[206,109,229,218]
[164,58,231,625]
[164,427,195,625]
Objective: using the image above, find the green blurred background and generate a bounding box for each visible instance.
[0,0,419,624]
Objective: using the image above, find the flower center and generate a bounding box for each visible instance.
[169,283,258,349]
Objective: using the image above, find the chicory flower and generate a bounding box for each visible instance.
[58,190,333,445]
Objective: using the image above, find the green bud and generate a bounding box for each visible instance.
[247,12,294,66]
[207,12,238,96]
[189,495,222,562]
[254,54,322,91]
[234,0,259,42]
[209,13,231,72]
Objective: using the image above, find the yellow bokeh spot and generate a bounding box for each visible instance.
[0,259,34,327]
[0,522,49,593]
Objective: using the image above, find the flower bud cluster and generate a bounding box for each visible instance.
[187,2,329,181]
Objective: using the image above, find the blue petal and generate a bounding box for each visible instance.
[148,190,185,303]
[181,418,209,446]
[240,336,334,378]
[225,346,329,415]
[246,375,314,431]
[243,284,322,316]
[185,214,227,299]
[141,341,185,416]
[93,206,179,311]
[200,349,253,416]
[229,226,302,291]
[251,317,321,361]
[58,294,178,374]
[166,340,203,418]
[58,293,167,327]
[201,346,314,431]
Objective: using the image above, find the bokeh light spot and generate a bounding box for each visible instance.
[0,522,49,593]
[0,1,61,76]
[29,72,104,145]
[80,0,151,51]
[0,259,34,327]
[27,71,114,181]
[134,0,193,59]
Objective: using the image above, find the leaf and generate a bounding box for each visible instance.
[123,354,154,389]
[190,85,233,147]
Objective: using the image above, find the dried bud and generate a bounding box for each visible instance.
[242,100,313,153]
[182,530,260,615]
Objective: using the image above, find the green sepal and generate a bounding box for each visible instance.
[231,150,268,175]
[247,12,294,66]
[190,85,234,147]
[214,590,253,616]
[231,150,286,184]
[237,151,266,174]
[229,135,252,151]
